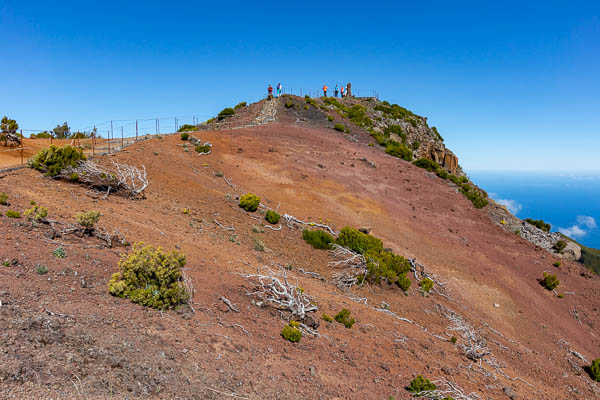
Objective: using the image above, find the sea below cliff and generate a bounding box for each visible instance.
[469,171,600,249]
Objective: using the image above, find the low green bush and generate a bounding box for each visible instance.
[458,183,488,209]
[265,210,280,224]
[285,100,294,108]
[217,107,235,120]
[108,243,189,309]
[333,123,345,132]
[336,227,382,254]
[180,132,190,140]
[302,229,334,249]
[419,277,434,295]
[0,192,7,205]
[6,210,20,218]
[36,264,48,275]
[239,193,260,212]
[254,239,265,251]
[75,210,100,228]
[195,144,211,154]
[554,240,567,253]
[234,101,247,110]
[541,272,559,290]
[53,247,66,258]
[553,261,561,268]
[322,313,333,322]
[407,375,436,394]
[413,158,440,172]
[28,145,86,177]
[24,204,48,222]
[69,173,79,182]
[334,309,355,328]
[327,115,334,122]
[281,323,302,342]
[385,142,413,161]
[177,125,196,133]
[525,218,551,232]
[587,358,600,382]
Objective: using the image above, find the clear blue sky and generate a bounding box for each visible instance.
[1,1,599,172]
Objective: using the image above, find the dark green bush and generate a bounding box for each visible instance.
[587,358,600,382]
[437,169,450,179]
[322,313,333,322]
[108,243,189,309]
[217,107,235,120]
[30,131,52,139]
[540,272,559,290]
[458,183,488,209]
[281,323,302,342]
[302,229,334,249]
[347,104,372,127]
[385,142,413,161]
[265,210,280,224]
[28,145,86,177]
[407,375,436,394]
[336,227,383,254]
[525,218,551,232]
[239,193,260,212]
[180,132,190,140]
[553,261,561,268]
[36,264,48,275]
[413,158,440,172]
[334,309,355,328]
[177,125,196,133]
[195,144,211,154]
[334,123,345,132]
[6,210,20,218]
[553,240,567,253]
[327,115,334,122]
[234,101,247,110]
[285,100,294,108]
[431,126,444,141]
[0,192,8,205]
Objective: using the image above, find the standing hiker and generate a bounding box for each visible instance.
[334,85,339,98]
[276,82,282,97]
[346,82,352,97]
[268,84,273,99]
[340,85,344,98]
[323,84,328,97]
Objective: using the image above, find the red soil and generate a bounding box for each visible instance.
[1,111,599,399]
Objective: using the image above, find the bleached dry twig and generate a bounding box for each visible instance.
[220,296,240,313]
[329,244,367,290]
[282,213,337,235]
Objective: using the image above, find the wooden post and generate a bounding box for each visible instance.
[108,130,111,153]
[121,126,124,147]
[20,144,23,165]
[136,120,138,141]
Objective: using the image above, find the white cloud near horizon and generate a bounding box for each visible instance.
[489,193,522,215]
[558,215,597,239]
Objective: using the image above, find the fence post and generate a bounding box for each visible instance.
[121,126,124,147]
[136,120,138,141]
[108,130,111,153]
[175,117,178,132]
[20,141,23,165]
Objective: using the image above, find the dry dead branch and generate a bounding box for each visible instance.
[416,378,481,400]
[281,213,337,235]
[437,304,490,361]
[409,258,453,301]
[263,224,282,231]
[241,267,317,321]
[219,296,240,313]
[329,244,367,290]
[298,268,326,281]
[214,220,235,231]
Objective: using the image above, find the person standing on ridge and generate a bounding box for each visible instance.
[334,85,339,98]
[340,85,344,98]
[268,84,273,99]
[346,82,352,97]
[323,84,328,97]
[276,82,282,97]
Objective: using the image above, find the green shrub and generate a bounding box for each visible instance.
[265,210,280,224]
[385,142,413,161]
[108,243,189,309]
[254,239,265,251]
[28,145,86,177]
[407,375,436,394]
[420,277,434,295]
[75,210,100,228]
[239,193,260,212]
[450,336,458,344]
[217,107,235,120]
[553,261,561,268]
[234,101,247,110]
[587,358,600,382]
[36,264,48,275]
[285,100,294,108]
[554,240,567,253]
[413,158,440,172]
[336,227,383,254]
[525,218,551,232]
[69,173,79,182]
[30,131,52,139]
[411,140,420,151]
[303,105,309,110]
[281,323,302,342]
[180,132,189,140]
[333,123,345,132]
[327,115,334,122]
[195,144,211,154]
[458,183,488,209]
[431,126,444,141]
[0,192,7,205]
[334,309,355,328]
[6,210,20,218]
[322,313,333,322]
[347,104,372,127]
[53,247,66,258]
[437,169,450,179]
[24,204,48,222]
[302,229,334,249]
[177,125,196,133]
[541,272,559,290]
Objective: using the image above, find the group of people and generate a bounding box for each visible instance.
[323,82,351,98]
[266,82,352,99]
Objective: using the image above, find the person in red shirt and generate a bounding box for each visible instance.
[323,85,328,97]
[267,84,273,99]
[340,85,344,98]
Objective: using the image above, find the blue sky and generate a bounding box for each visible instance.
[1,1,599,172]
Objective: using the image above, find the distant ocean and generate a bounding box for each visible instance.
[468,171,600,249]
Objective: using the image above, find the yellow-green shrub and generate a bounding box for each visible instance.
[239,193,260,212]
[75,210,100,228]
[0,192,8,205]
[28,145,86,176]
[281,323,302,342]
[24,204,48,222]
[108,243,189,309]
[334,308,355,328]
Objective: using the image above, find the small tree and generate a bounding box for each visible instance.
[540,272,559,290]
[52,122,71,139]
[407,375,436,394]
[0,116,18,134]
[75,210,100,229]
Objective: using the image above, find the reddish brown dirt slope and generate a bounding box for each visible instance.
[1,108,599,399]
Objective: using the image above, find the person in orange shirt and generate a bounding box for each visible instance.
[323,84,328,97]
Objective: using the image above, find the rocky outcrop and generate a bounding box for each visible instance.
[417,142,459,175]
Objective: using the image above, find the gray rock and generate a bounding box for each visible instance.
[503,386,518,399]
[562,241,582,261]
